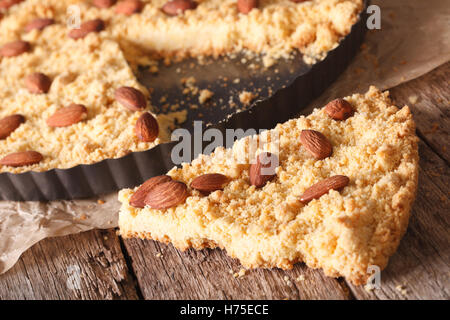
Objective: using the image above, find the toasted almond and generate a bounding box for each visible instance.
[0,114,25,139]
[0,0,23,10]
[144,180,189,210]
[299,175,349,204]
[93,0,116,9]
[162,0,196,16]
[135,112,159,142]
[290,0,309,3]
[115,0,143,15]
[130,175,172,208]
[115,86,147,111]
[25,72,52,94]
[0,40,30,57]
[46,104,87,127]
[249,152,278,188]
[324,98,354,121]
[0,151,43,167]
[24,18,54,32]
[300,130,332,160]
[68,18,105,40]
[191,173,229,193]
[237,0,258,14]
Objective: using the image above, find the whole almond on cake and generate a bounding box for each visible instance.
[115,0,144,15]
[130,175,173,208]
[68,19,105,39]
[300,130,333,159]
[0,0,23,10]
[135,112,159,142]
[325,98,354,120]
[191,173,229,193]
[237,0,259,14]
[24,18,54,32]
[0,151,43,167]
[46,104,87,128]
[249,152,278,187]
[93,0,116,9]
[25,72,52,94]
[0,114,25,139]
[115,86,147,111]
[0,40,30,57]
[144,180,189,209]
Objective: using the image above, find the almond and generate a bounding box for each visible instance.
[25,72,52,94]
[0,151,43,167]
[162,0,196,16]
[93,0,116,9]
[300,130,332,160]
[130,175,172,208]
[237,0,258,14]
[47,104,87,127]
[115,0,143,15]
[290,0,309,3]
[135,112,159,142]
[0,114,25,139]
[68,19,105,40]
[0,0,23,10]
[191,173,229,193]
[324,98,354,121]
[115,86,147,111]
[249,152,278,188]
[24,18,54,32]
[144,180,189,210]
[0,40,30,57]
[299,175,349,204]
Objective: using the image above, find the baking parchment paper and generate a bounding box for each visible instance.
[1,0,449,274]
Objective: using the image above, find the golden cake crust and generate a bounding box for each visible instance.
[119,87,419,285]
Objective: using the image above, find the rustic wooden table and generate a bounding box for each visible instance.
[0,63,448,300]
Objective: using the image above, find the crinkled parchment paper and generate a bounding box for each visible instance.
[1,0,449,274]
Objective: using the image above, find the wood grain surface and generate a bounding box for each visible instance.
[0,62,448,300]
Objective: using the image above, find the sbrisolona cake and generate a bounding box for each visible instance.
[0,0,363,173]
[119,87,419,285]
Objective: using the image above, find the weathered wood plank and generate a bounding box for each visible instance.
[0,229,139,300]
[123,237,352,300]
[389,62,450,163]
[346,141,450,300]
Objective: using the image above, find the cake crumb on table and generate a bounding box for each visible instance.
[296,275,305,282]
[408,95,419,104]
[396,284,408,296]
[199,89,214,104]
[239,91,257,106]
[232,268,247,278]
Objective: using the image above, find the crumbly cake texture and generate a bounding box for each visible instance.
[77,0,364,67]
[1,0,364,67]
[119,87,419,285]
[0,24,185,173]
